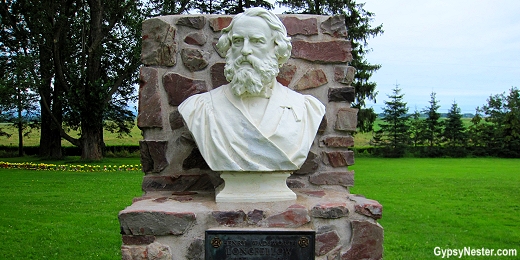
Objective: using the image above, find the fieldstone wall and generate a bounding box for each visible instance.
[138,14,358,192]
[121,13,383,260]
[120,191,383,260]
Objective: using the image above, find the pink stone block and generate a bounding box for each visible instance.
[349,195,383,220]
[316,230,340,256]
[138,67,162,129]
[309,171,354,187]
[162,72,207,106]
[276,63,297,86]
[282,16,318,36]
[292,40,352,63]
[294,68,328,90]
[212,210,246,226]
[209,17,232,31]
[341,221,383,260]
[320,135,355,148]
[311,202,349,219]
[259,205,310,228]
[323,151,355,167]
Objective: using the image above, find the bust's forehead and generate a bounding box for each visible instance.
[230,15,271,37]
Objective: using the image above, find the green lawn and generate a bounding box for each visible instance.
[0,167,143,259]
[0,158,518,259]
[350,157,520,259]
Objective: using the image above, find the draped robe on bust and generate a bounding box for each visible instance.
[178,82,326,172]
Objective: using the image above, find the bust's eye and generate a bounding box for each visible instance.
[250,37,265,44]
[232,37,244,45]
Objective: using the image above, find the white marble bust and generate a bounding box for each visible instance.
[178,8,326,201]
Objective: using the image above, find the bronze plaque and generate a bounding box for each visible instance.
[205,230,315,260]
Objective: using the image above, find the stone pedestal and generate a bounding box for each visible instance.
[216,172,296,203]
[119,190,383,260]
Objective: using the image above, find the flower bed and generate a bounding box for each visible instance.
[0,161,141,172]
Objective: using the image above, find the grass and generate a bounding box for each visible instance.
[0,166,143,259]
[350,157,520,259]
[1,157,518,259]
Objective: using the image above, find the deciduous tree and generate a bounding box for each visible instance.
[0,2,41,156]
[480,87,520,157]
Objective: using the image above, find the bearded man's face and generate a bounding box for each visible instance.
[223,15,279,97]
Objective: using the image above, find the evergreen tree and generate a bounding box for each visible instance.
[443,101,467,157]
[422,92,443,156]
[409,108,424,149]
[193,0,272,14]
[373,84,409,157]
[467,107,488,156]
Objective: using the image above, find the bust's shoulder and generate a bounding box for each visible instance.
[208,85,227,98]
[181,86,226,106]
[277,83,303,100]
[277,83,321,105]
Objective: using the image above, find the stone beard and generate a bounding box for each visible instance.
[178,9,326,172]
[225,44,279,98]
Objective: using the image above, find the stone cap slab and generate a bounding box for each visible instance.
[119,190,382,236]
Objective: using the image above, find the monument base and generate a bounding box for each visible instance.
[118,189,383,260]
[216,172,296,203]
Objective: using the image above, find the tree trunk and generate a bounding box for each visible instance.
[39,101,63,158]
[17,108,23,157]
[39,44,63,158]
[80,121,104,161]
[80,0,105,161]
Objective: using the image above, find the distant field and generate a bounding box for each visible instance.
[1,118,475,149]
[0,122,143,147]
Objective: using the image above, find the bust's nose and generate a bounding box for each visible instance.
[241,39,253,56]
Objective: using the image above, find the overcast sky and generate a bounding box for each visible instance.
[357,0,520,114]
[273,1,520,114]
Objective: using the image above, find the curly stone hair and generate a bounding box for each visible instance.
[216,7,292,68]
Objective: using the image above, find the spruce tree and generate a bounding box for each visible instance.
[409,108,424,149]
[467,107,488,156]
[422,92,443,156]
[373,84,409,157]
[443,101,467,156]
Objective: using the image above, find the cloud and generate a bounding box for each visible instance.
[363,0,520,113]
